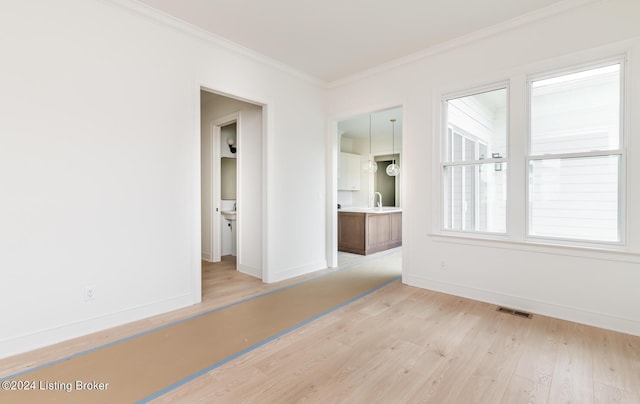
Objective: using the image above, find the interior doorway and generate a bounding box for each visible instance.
[210,115,239,263]
[333,106,403,267]
[199,88,264,292]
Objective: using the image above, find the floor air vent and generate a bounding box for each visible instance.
[496,306,532,319]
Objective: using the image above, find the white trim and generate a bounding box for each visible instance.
[429,233,638,263]
[330,0,600,88]
[528,149,624,160]
[238,264,261,279]
[0,292,194,359]
[404,274,640,337]
[264,259,329,284]
[107,0,599,88]
[235,115,242,270]
[442,81,511,105]
[327,119,339,268]
[104,0,325,87]
[261,106,269,279]
[526,54,627,88]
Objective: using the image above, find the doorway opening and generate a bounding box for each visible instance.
[334,106,403,267]
[199,88,264,301]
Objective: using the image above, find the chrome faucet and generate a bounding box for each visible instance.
[374,192,382,208]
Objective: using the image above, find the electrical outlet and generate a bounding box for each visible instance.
[440,260,447,270]
[84,285,96,302]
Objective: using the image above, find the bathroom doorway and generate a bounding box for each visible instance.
[200,89,264,287]
[215,119,238,263]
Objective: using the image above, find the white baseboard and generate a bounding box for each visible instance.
[0,293,195,360]
[404,274,640,337]
[222,248,233,256]
[201,252,212,261]
[238,263,261,279]
[265,259,328,283]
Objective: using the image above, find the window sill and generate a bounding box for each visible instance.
[428,232,640,264]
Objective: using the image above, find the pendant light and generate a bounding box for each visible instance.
[386,118,400,176]
[364,114,378,173]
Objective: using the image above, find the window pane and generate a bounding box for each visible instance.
[446,87,507,162]
[479,143,488,160]
[453,133,463,161]
[464,138,475,161]
[444,163,507,233]
[531,64,620,155]
[464,165,476,229]
[529,156,619,242]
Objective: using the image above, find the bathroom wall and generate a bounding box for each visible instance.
[220,158,236,200]
[220,123,237,158]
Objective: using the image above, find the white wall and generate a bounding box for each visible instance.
[329,0,640,336]
[0,0,327,357]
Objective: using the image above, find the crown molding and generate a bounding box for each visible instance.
[103,0,601,90]
[103,0,328,88]
[329,0,602,88]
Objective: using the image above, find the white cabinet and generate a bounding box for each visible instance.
[338,152,361,191]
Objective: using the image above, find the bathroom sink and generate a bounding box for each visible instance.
[221,210,236,221]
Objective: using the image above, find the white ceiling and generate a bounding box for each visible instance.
[339,107,403,141]
[134,0,574,83]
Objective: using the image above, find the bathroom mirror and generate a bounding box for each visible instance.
[221,157,237,199]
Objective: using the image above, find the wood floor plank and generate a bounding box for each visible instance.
[594,382,638,404]
[547,321,594,404]
[452,315,529,403]
[501,374,536,404]
[512,314,559,402]
[406,308,501,402]
[592,328,640,394]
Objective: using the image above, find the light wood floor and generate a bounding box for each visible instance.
[2,254,639,403]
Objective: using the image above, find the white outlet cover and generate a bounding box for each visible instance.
[84,285,96,301]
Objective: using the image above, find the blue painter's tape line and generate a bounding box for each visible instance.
[137,274,401,403]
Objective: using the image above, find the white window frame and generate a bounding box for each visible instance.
[441,83,509,236]
[525,56,627,247]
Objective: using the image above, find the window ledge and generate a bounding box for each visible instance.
[429,232,640,264]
